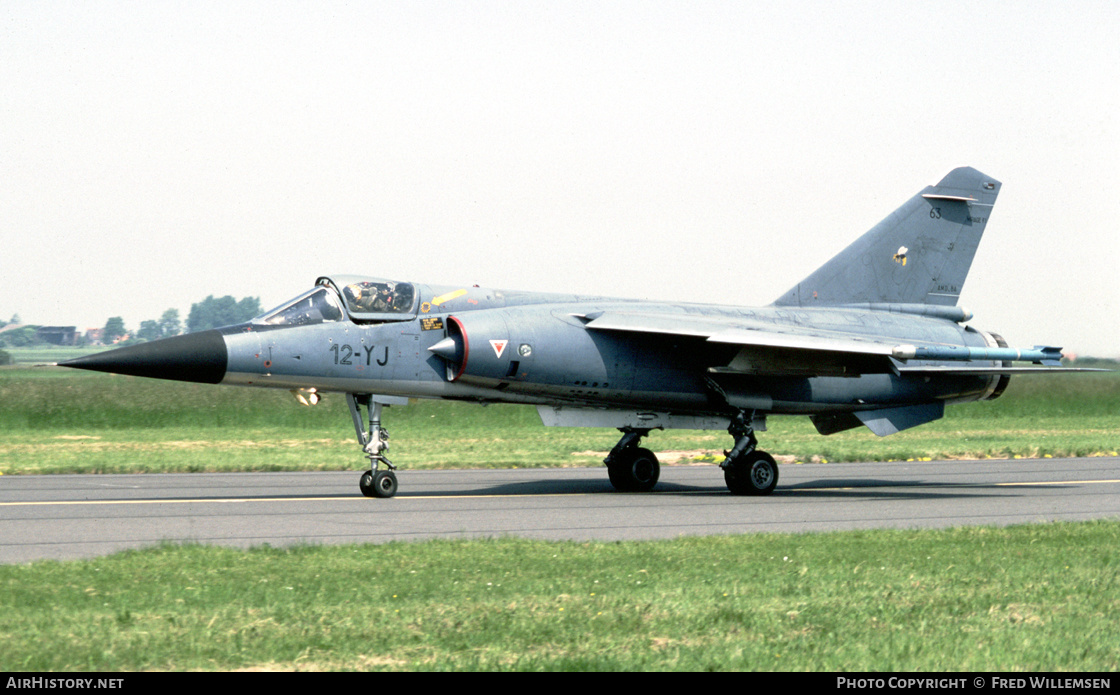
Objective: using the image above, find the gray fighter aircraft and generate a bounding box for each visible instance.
[61,167,1086,498]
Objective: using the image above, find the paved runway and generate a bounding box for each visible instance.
[2,457,1119,563]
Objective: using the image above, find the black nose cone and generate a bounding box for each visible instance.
[59,330,228,384]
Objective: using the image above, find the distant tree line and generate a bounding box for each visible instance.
[135,309,182,342]
[0,297,262,349]
[103,295,262,344]
[187,296,262,333]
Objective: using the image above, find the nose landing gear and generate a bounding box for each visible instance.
[347,393,406,498]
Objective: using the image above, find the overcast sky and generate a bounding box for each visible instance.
[3,1,1118,356]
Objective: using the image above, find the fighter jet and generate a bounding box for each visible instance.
[60,167,1088,498]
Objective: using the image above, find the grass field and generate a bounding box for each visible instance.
[2,345,111,365]
[1,361,1117,475]
[1,522,1117,671]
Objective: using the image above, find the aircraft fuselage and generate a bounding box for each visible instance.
[217,281,1002,417]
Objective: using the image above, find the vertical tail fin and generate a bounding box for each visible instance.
[773,167,1001,307]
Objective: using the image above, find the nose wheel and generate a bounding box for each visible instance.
[359,469,399,498]
[347,393,406,499]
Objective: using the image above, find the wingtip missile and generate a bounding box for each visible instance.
[891,344,1066,365]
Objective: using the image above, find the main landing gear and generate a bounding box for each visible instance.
[347,393,398,498]
[720,410,778,496]
[602,411,778,496]
[603,428,661,492]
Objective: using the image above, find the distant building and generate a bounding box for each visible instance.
[36,326,78,346]
[84,328,105,345]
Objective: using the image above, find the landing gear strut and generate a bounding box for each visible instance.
[604,427,660,492]
[720,410,778,496]
[348,393,398,498]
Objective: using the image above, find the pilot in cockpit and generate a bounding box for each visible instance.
[344,282,377,313]
[344,280,413,314]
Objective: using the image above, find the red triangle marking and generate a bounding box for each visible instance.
[489,339,508,358]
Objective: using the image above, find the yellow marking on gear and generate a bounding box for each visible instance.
[431,289,468,306]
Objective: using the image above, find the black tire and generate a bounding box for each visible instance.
[372,470,398,498]
[607,459,630,490]
[359,470,398,498]
[359,470,376,498]
[607,447,660,492]
[724,450,778,496]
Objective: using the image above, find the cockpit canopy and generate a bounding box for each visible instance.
[256,276,418,327]
[337,278,415,316]
[258,287,343,326]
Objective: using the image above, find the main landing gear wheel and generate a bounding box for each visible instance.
[607,447,661,492]
[359,469,398,498]
[724,450,778,496]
